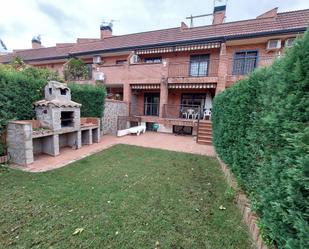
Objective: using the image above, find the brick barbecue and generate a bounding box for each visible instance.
[6,81,101,166]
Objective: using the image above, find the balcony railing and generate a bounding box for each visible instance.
[228,56,276,76]
[163,104,212,120]
[130,103,160,116]
[100,62,164,84]
[168,59,219,78]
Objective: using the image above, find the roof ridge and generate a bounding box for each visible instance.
[277,8,309,15]
[76,8,309,45]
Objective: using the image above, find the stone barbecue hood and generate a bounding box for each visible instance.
[34,99,81,108]
[33,81,81,108]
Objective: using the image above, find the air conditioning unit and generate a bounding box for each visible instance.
[130,54,140,64]
[93,55,102,64]
[285,38,295,48]
[94,72,105,81]
[266,39,281,50]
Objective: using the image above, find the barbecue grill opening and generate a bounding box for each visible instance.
[60,88,67,95]
[61,111,74,127]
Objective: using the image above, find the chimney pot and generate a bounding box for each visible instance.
[31,35,43,49]
[213,5,226,25]
[100,22,113,39]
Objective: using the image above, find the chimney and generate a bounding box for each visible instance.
[100,22,113,39]
[213,5,226,25]
[180,21,188,30]
[31,35,43,49]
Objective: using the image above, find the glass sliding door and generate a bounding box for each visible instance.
[144,93,160,116]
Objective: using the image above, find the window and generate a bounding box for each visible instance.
[232,51,258,75]
[116,60,126,65]
[285,38,295,48]
[85,64,93,80]
[181,93,206,107]
[189,54,209,77]
[144,57,162,63]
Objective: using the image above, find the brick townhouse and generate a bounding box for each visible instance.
[1,5,309,142]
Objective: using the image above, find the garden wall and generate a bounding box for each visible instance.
[102,100,128,135]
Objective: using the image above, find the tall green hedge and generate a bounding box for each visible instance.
[212,30,309,249]
[68,83,106,118]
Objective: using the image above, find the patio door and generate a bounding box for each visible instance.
[144,93,160,116]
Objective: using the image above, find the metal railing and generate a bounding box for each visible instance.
[117,116,141,131]
[228,56,276,76]
[163,104,206,119]
[168,59,219,78]
[129,103,160,116]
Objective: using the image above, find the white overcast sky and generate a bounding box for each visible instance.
[1,0,309,50]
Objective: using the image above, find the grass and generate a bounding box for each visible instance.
[0,144,253,249]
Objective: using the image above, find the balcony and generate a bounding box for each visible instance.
[127,62,165,84]
[227,55,275,85]
[130,103,160,117]
[163,104,211,120]
[100,62,165,85]
[167,59,219,84]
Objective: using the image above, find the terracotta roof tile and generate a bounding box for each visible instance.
[1,9,309,63]
[70,9,309,54]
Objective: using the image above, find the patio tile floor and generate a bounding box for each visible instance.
[11,132,215,172]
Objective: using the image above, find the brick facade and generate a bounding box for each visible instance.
[1,7,308,134]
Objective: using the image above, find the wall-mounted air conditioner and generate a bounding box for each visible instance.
[266,39,281,50]
[130,54,140,64]
[93,55,102,64]
[285,38,295,48]
[94,72,105,81]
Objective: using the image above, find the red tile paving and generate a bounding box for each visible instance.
[11,132,216,172]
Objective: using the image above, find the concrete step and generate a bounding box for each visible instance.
[198,134,212,140]
[199,123,212,128]
[198,127,212,132]
[197,139,212,145]
[198,131,212,136]
[199,120,211,123]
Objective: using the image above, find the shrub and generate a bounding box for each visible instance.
[0,63,63,155]
[68,83,106,118]
[212,29,309,249]
[64,58,90,81]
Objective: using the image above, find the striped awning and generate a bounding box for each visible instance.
[136,47,174,55]
[135,42,221,55]
[168,83,216,89]
[174,42,221,52]
[131,84,161,90]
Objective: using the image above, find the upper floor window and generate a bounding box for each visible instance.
[232,51,258,75]
[85,64,93,80]
[144,57,162,63]
[285,38,295,48]
[189,54,209,77]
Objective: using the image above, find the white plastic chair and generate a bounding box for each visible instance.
[187,109,195,119]
[194,112,200,120]
[181,111,188,119]
[203,109,211,120]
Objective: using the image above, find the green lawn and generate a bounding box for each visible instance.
[0,144,253,249]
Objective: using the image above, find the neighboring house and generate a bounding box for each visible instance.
[1,6,309,139]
